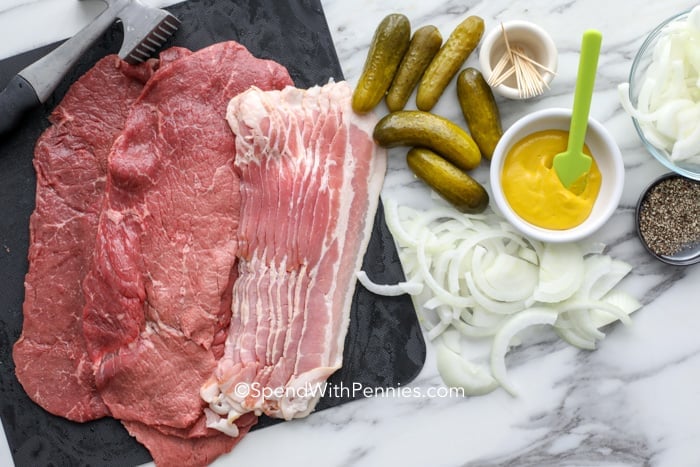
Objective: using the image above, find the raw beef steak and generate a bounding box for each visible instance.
[13,55,158,422]
[80,41,292,464]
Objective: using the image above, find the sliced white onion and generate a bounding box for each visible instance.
[384,198,418,248]
[557,299,633,326]
[439,328,462,354]
[565,308,606,341]
[427,315,452,341]
[618,5,700,164]
[416,232,473,308]
[588,259,632,300]
[452,316,502,338]
[481,251,538,302]
[555,326,597,350]
[517,245,540,265]
[490,307,559,396]
[470,305,509,328]
[465,272,528,315]
[534,242,584,303]
[436,343,499,396]
[591,290,642,328]
[356,270,423,296]
[576,254,612,299]
[383,200,642,398]
[423,297,443,310]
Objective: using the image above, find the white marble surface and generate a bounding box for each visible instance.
[2,0,700,466]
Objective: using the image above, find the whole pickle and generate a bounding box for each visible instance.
[416,16,484,111]
[407,147,489,213]
[352,14,411,114]
[373,110,481,171]
[385,25,443,112]
[457,67,503,159]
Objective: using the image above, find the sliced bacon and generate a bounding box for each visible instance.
[201,81,386,429]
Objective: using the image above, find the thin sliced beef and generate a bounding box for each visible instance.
[122,412,256,467]
[81,41,292,462]
[201,81,386,429]
[12,55,158,422]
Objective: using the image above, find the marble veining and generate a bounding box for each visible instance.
[2,0,700,466]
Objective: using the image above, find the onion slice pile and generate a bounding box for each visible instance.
[618,5,700,164]
[366,199,642,397]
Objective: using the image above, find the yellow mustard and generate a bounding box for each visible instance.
[501,129,602,230]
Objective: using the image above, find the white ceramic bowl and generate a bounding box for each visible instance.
[489,108,624,243]
[478,20,558,100]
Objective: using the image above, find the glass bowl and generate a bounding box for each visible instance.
[626,9,700,181]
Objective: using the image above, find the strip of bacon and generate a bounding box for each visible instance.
[202,81,386,430]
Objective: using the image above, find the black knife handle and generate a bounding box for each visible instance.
[0,75,41,139]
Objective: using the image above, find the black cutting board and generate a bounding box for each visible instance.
[0,1,426,466]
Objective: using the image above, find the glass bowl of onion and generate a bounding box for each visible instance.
[620,7,700,181]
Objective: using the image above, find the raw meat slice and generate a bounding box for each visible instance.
[201,81,386,431]
[12,55,158,422]
[122,412,256,467]
[80,40,292,461]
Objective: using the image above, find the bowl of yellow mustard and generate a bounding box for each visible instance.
[489,108,624,243]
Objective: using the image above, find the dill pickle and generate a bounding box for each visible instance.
[352,14,411,114]
[385,25,443,112]
[373,110,481,171]
[416,16,484,111]
[407,148,489,213]
[457,67,503,159]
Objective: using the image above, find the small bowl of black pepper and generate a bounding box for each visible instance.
[636,173,700,266]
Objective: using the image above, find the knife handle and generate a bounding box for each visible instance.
[0,4,119,140]
[0,75,41,139]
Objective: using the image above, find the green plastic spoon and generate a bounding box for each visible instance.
[553,29,603,189]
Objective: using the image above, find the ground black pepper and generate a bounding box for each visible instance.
[638,176,700,257]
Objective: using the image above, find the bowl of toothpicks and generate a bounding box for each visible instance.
[479,20,558,100]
